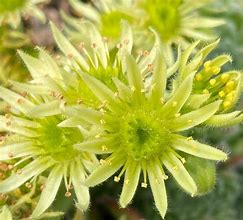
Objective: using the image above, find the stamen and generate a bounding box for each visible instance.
[65,191,72,197]
[196,74,203,81]
[209,79,216,86]
[218,91,225,97]
[101,145,108,151]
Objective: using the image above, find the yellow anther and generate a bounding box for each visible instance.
[188,119,193,124]
[226,80,235,90]
[221,73,230,83]
[218,91,225,97]
[172,101,177,107]
[163,175,168,180]
[100,119,106,124]
[205,67,211,74]
[141,89,146,93]
[114,176,120,182]
[101,145,108,151]
[25,182,32,188]
[223,101,231,108]
[141,182,148,188]
[181,158,186,164]
[175,113,181,118]
[203,89,209,94]
[196,74,203,81]
[212,66,221,75]
[160,98,165,105]
[95,134,101,139]
[131,86,136,92]
[99,159,106,164]
[186,136,193,141]
[204,61,211,68]
[209,79,216,86]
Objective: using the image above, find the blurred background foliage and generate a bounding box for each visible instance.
[0,0,243,219]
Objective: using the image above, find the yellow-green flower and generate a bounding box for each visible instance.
[67,0,224,64]
[0,85,97,218]
[71,45,230,218]
[0,0,46,28]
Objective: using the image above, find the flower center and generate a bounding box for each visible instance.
[100,11,133,39]
[142,0,181,42]
[37,117,83,162]
[119,110,171,161]
[0,0,26,14]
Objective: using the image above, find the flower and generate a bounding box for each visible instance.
[0,0,46,28]
[72,43,230,218]
[67,0,224,64]
[0,85,98,218]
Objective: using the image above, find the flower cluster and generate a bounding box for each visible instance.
[0,22,242,219]
[66,0,224,64]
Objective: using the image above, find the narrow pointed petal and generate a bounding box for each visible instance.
[210,54,232,67]
[31,165,63,218]
[0,87,34,114]
[186,94,210,109]
[147,162,167,219]
[28,101,62,118]
[172,136,228,161]
[150,49,166,104]
[125,52,144,92]
[0,142,39,160]
[161,74,194,117]
[79,71,122,111]
[0,157,55,193]
[171,101,221,131]
[120,20,133,54]
[58,117,89,128]
[112,77,131,101]
[196,39,220,60]
[84,154,125,187]
[0,116,39,137]
[74,137,117,154]
[205,111,243,127]
[70,160,90,211]
[163,153,197,195]
[119,161,140,208]
[50,22,89,70]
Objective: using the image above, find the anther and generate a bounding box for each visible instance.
[186,136,193,141]
[175,113,181,118]
[223,101,231,108]
[188,119,193,124]
[116,43,123,49]
[160,98,165,104]
[221,73,230,83]
[212,66,220,75]
[204,61,211,68]
[99,159,105,164]
[196,74,203,81]
[65,191,72,197]
[101,145,108,151]
[67,53,74,59]
[95,134,101,139]
[91,42,97,48]
[163,175,168,180]
[40,184,45,191]
[203,89,209,94]
[7,164,14,170]
[226,81,235,90]
[17,98,24,104]
[218,91,225,97]
[8,152,14,158]
[131,86,136,92]
[172,101,177,107]
[114,176,120,182]
[100,119,106,124]
[143,50,149,56]
[209,79,216,86]
[78,42,85,50]
[25,182,32,188]
[141,182,147,188]
[123,39,129,45]
[141,89,146,93]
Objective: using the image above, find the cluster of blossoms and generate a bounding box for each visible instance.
[0,20,242,219]
[65,0,224,64]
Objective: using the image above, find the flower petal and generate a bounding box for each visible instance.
[84,154,125,187]
[119,160,140,208]
[70,160,90,211]
[50,22,89,71]
[163,153,197,196]
[161,74,194,117]
[0,206,12,220]
[172,136,228,161]
[171,101,221,131]
[147,161,167,219]
[31,164,63,218]
[0,157,55,193]
[0,142,39,160]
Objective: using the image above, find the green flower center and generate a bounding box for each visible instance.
[100,11,133,39]
[37,117,83,162]
[0,0,26,14]
[142,0,181,42]
[119,110,171,161]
